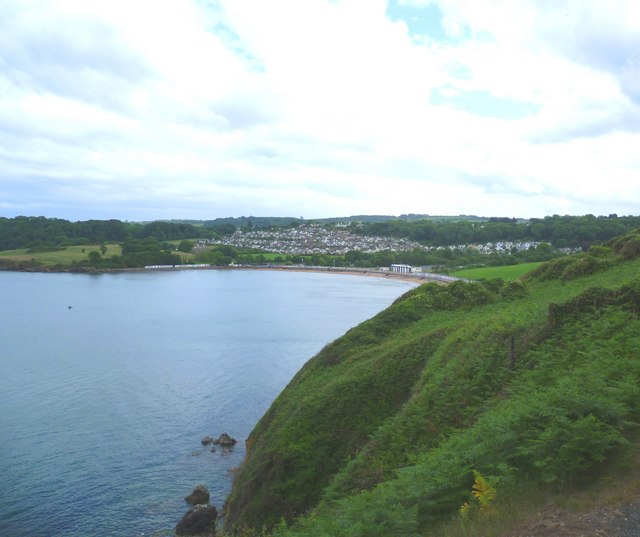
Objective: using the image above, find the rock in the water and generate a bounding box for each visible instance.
[176,504,217,536]
[201,436,215,446]
[185,485,210,505]
[212,433,237,447]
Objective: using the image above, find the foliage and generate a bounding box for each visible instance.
[609,229,640,260]
[0,244,122,269]
[194,245,237,265]
[82,237,182,268]
[460,470,497,516]
[526,248,613,282]
[500,279,528,300]
[203,216,304,232]
[0,216,206,251]
[353,214,640,249]
[224,230,640,536]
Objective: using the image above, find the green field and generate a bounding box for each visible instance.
[0,244,122,266]
[450,261,543,280]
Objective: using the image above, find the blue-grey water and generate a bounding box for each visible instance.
[0,269,413,536]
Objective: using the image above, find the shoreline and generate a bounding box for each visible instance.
[220,265,427,284]
[1,263,461,284]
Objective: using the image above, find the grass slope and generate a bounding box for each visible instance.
[450,261,543,281]
[0,244,122,266]
[224,230,640,536]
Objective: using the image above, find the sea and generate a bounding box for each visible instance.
[0,269,413,536]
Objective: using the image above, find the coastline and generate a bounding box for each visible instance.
[222,265,427,284]
[1,263,461,285]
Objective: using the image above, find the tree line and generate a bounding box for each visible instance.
[0,216,207,251]
[189,242,558,270]
[353,214,640,248]
[89,237,184,268]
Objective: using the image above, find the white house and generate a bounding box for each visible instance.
[390,264,412,273]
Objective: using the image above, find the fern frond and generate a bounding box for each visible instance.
[459,501,471,517]
[471,470,497,509]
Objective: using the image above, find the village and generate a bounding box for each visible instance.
[197,223,542,256]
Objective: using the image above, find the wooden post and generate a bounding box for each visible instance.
[510,335,516,369]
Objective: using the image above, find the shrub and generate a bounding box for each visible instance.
[560,255,610,281]
[500,280,528,300]
[618,236,640,259]
[516,414,627,483]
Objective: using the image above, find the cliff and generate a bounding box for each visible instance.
[223,230,640,536]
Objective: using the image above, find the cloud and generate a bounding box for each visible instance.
[0,0,638,221]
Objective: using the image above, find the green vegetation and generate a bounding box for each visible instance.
[5,214,638,272]
[354,214,640,248]
[0,217,212,269]
[0,244,123,269]
[0,216,209,251]
[0,237,186,270]
[202,214,488,231]
[224,229,640,536]
[450,262,543,280]
[2,214,639,275]
[204,216,305,233]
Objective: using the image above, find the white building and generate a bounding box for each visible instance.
[391,264,412,273]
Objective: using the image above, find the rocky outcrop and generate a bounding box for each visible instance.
[185,485,210,505]
[201,433,237,447]
[175,504,217,536]
[213,433,237,447]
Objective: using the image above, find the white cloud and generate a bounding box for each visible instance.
[0,0,638,220]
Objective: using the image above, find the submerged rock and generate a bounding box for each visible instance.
[201,436,215,446]
[175,504,217,536]
[185,485,210,505]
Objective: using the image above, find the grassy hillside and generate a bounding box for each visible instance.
[223,230,640,536]
[0,244,122,267]
[450,261,543,280]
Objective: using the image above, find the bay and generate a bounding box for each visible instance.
[0,269,413,536]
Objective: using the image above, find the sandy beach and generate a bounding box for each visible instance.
[238,266,418,282]
[211,264,452,285]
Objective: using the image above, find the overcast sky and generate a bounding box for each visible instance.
[1,0,639,221]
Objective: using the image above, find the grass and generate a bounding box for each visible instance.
[450,261,543,280]
[175,251,197,262]
[221,229,640,537]
[433,441,640,537]
[0,244,122,266]
[261,252,290,261]
[247,252,310,262]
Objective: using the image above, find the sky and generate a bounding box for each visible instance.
[1,0,639,222]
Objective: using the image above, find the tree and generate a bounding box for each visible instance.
[178,240,195,253]
[88,250,102,265]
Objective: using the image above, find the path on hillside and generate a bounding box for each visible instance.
[507,500,640,536]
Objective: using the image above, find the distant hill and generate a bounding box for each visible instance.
[201,214,491,228]
[314,214,490,224]
[203,216,304,230]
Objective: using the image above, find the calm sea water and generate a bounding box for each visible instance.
[0,269,413,536]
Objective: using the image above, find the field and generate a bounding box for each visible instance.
[0,244,122,266]
[451,261,543,280]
